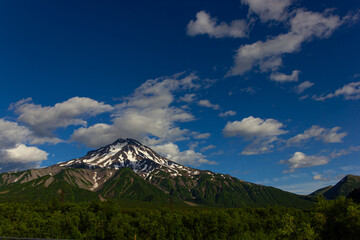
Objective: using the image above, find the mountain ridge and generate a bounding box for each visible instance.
[311,174,360,200]
[0,138,314,208]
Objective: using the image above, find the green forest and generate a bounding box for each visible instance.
[0,197,359,240]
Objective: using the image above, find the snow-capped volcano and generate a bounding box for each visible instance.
[0,138,315,208]
[57,138,195,178]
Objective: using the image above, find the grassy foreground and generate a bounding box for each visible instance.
[0,197,359,240]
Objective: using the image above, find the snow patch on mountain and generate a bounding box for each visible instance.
[57,138,199,179]
[90,171,98,191]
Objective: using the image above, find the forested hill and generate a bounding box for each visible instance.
[311,175,360,200]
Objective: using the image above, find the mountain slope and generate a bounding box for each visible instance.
[0,168,172,203]
[148,167,312,208]
[0,169,99,202]
[0,138,314,208]
[310,186,333,197]
[322,175,360,200]
[98,168,171,202]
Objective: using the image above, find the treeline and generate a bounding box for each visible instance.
[0,197,359,240]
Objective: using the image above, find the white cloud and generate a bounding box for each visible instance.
[312,173,344,181]
[337,86,360,99]
[270,70,300,83]
[3,144,48,163]
[313,81,360,101]
[71,73,210,165]
[0,119,50,172]
[0,144,48,173]
[313,174,323,180]
[151,142,217,166]
[240,136,279,155]
[0,119,32,148]
[0,118,58,148]
[179,93,196,103]
[295,81,314,94]
[72,108,192,149]
[71,123,116,149]
[219,110,237,117]
[241,0,293,22]
[197,99,220,110]
[189,141,199,150]
[227,9,344,76]
[194,133,211,139]
[11,97,113,138]
[279,151,330,172]
[223,116,287,155]
[330,145,360,158]
[187,11,248,38]
[223,116,287,138]
[201,145,216,152]
[240,87,256,94]
[287,125,347,145]
[71,73,216,167]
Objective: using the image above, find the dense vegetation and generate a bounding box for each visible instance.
[0,197,359,239]
[0,167,314,208]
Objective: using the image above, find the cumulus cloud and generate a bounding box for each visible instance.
[0,119,50,172]
[270,70,300,83]
[295,81,314,94]
[71,74,202,148]
[70,73,215,167]
[151,142,217,166]
[313,81,360,101]
[0,118,57,148]
[187,11,248,38]
[11,97,113,138]
[241,0,293,22]
[223,116,287,138]
[287,125,347,145]
[227,9,345,76]
[71,123,116,149]
[179,93,196,103]
[0,119,32,148]
[223,116,287,155]
[2,144,48,163]
[219,110,237,117]
[279,151,330,172]
[0,136,48,173]
[197,99,220,110]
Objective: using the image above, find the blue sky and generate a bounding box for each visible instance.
[0,0,359,194]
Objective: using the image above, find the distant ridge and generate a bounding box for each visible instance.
[310,186,333,197]
[311,175,360,200]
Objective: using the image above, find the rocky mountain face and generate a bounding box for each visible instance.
[0,138,313,208]
[55,138,197,179]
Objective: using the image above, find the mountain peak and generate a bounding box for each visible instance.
[314,174,360,200]
[111,138,142,146]
[55,137,195,178]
